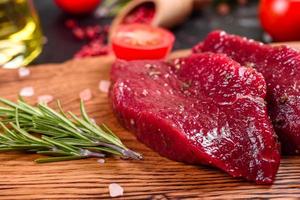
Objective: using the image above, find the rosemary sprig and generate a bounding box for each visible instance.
[0,98,142,163]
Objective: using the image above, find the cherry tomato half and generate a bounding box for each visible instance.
[54,0,101,15]
[112,24,175,61]
[259,0,300,41]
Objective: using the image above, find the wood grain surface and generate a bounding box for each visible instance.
[0,43,300,200]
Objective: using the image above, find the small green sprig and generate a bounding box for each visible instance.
[0,98,142,163]
[97,0,131,17]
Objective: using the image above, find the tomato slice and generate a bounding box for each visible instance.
[112,24,175,60]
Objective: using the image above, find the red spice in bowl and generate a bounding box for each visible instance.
[122,2,155,25]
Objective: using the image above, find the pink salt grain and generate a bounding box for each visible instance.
[109,183,124,197]
[19,86,34,97]
[79,89,92,101]
[38,95,54,104]
[90,118,96,124]
[18,67,30,78]
[99,80,111,93]
[97,159,105,164]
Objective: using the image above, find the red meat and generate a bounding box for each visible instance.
[110,53,280,184]
[194,30,300,154]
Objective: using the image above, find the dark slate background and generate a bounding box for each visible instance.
[33,0,263,65]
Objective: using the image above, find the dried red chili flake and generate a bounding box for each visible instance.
[74,33,110,58]
[217,3,230,15]
[85,25,102,40]
[74,42,110,58]
[103,25,110,34]
[65,19,111,58]
[123,3,155,24]
[72,27,86,40]
[65,19,77,29]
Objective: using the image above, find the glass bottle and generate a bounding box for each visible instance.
[0,0,43,68]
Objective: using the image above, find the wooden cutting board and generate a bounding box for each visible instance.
[1,42,300,200]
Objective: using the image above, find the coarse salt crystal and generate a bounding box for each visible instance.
[97,159,105,164]
[38,95,54,104]
[99,80,111,93]
[90,118,96,124]
[19,86,34,97]
[79,88,92,101]
[18,67,30,78]
[109,183,124,197]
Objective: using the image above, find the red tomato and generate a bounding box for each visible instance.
[259,0,300,41]
[54,0,101,15]
[112,24,175,60]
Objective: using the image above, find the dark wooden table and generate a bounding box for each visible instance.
[33,0,263,65]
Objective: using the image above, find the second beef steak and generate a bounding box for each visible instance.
[110,53,280,184]
[194,30,300,154]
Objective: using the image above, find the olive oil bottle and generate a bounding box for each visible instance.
[0,0,42,68]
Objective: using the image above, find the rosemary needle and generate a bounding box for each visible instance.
[0,98,142,163]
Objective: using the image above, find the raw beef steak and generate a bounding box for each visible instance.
[193,30,300,154]
[110,53,280,184]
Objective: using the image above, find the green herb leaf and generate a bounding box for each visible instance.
[0,98,142,163]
